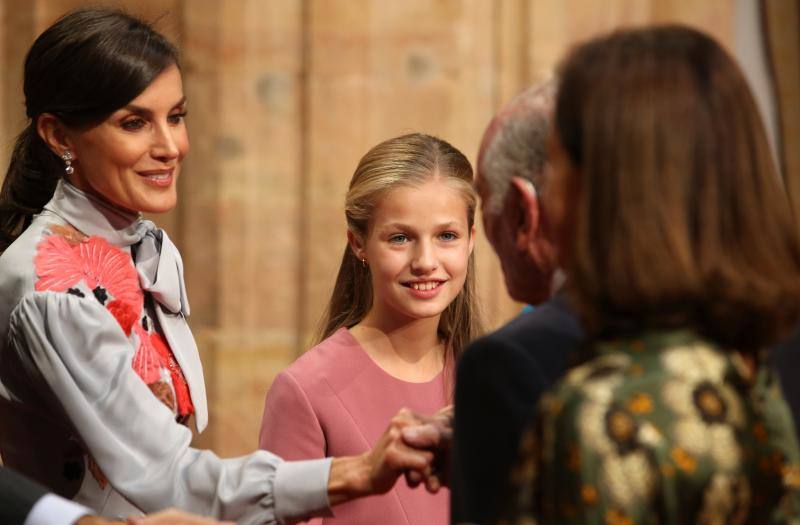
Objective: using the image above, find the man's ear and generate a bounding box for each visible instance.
[36,113,73,159]
[347,230,366,261]
[509,176,540,251]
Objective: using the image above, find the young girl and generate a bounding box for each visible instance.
[259,133,483,524]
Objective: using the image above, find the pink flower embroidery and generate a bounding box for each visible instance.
[35,229,195,418]
[132,323,164,384]
[35,233,142,335]
[149,329,195,417]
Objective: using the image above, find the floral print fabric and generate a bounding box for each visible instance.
[34,224,194,418]
[502,330,800,524]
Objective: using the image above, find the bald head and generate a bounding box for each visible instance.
[476,80,556,215]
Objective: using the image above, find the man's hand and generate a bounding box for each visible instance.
[327,408,434,505]
[400,405,453,492]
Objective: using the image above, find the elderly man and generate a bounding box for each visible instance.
[401,80,800,525]
[452,81,584,524]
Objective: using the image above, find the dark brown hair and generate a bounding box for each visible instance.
[0,8,179,251]
[317,133,483,363]
[555,25,800,352]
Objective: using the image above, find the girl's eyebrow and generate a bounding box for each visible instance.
[379,221,463,231]
[382,222,413,231]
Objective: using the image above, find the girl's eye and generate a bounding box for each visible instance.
[439,231,458,241]
[168,111,188,125]
[121,118,146,131]
[389,234,408,244]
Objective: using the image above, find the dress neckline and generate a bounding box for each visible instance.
[335,327,447,386]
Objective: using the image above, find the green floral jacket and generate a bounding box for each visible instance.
[501,330,800,524]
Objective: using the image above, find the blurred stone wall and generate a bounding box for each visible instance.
[0,0,742,455]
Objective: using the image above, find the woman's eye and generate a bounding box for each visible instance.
[168,111,188,125]
[121,118,146,131]
[389,234,408,244]
[439,231,458,241]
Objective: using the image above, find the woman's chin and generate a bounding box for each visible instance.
[132,189,178,215]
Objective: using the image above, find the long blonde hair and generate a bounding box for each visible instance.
[317,133,483,363]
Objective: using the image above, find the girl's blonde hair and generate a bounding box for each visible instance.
[317,133,483,362]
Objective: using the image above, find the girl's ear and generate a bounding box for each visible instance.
[347,230,366,261]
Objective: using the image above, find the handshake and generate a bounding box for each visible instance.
[399,406,454,493]
[78,407,454,525]
[326,406,454,508]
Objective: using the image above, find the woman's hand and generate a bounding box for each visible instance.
[327,408,434,505]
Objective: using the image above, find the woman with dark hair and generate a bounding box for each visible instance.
[502,25,800,523]
[0,9,433,524]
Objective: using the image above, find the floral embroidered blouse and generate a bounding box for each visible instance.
[501,330,800,524]
[0,180,331,523]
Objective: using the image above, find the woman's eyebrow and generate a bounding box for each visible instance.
[122,96,187,116]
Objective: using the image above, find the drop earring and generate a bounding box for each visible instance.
[361,258,367,268]
[61,151,74,175]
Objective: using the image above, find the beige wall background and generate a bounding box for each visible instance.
[0,0,794,456]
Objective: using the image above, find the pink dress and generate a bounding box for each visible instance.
[259,328,451,525]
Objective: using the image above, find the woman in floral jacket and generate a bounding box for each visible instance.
[502,25,800,524]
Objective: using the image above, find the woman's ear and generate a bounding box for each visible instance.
[347,230,366,261]
[36,113,73,158]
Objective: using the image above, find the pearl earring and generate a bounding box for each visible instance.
[61,151,74,175]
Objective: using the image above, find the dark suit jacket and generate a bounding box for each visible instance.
[772,325,800,433]
[0,466,48,525]
[451,295,583,525]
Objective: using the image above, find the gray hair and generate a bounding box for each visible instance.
[479,80,556,214]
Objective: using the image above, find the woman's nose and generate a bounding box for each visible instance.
[152,123,180,161]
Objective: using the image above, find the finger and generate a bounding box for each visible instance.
[425,474,442,493]
[387,444,433,472]
[401,424,442,448]
[405,470,423,488]
[391,408,427,429]
[435,405,454,419]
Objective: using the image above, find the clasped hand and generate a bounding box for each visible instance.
[327,406,453,504]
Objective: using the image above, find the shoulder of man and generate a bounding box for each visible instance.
[460,296,584,383]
